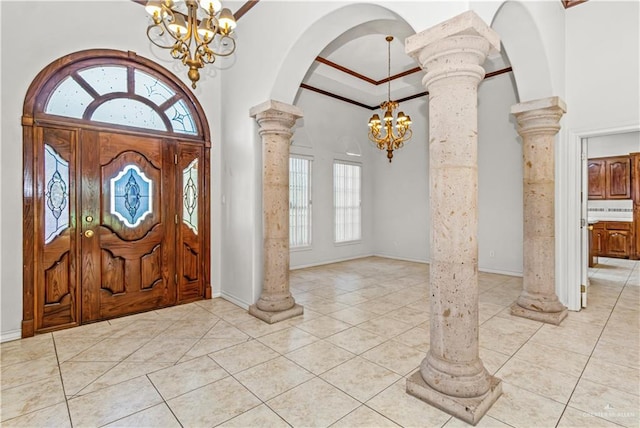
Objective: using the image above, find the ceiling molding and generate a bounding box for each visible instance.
[300,66,514,110]
[234,0,261,21]
[300,83,373,110]
[315,57,378,85]
[316,56,422,86]
[562,0,588,8]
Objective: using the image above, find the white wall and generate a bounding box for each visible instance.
[588,132,640,158]
[289,90,375,268]
[371,73,522,275]
[565,1,640,132]
[477,73,523,275]
[0,1,224,340]
[372,98,430,263]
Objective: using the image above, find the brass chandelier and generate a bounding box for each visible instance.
[145,0,237,88]
[367,36,412,162]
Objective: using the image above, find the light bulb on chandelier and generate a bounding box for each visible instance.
[145,0,237,89]
[367,36,413,162]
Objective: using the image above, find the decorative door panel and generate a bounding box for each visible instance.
[177,143,204,302]
[37,128,79,330]
[81,131,176,321]
[23,50,212,337]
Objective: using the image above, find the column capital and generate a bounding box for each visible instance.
[406,11,500,90]
[511,96,567,136]
[250,99,303,137]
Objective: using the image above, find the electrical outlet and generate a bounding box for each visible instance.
[489,250,495,257]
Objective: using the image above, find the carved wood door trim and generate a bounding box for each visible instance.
[22,50,211,337]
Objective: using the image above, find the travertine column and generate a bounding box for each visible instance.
[249,100,304,323]
[405,11,502,425]
[510,97,568,325]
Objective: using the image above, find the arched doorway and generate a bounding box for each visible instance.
[22,49,212,337]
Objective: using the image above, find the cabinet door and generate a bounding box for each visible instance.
[633,153,640,259]
[605,157,631,199]
[593,227,606,256]
[606,229,630,257]
[588,159,606,199]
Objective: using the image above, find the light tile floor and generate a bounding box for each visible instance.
[1,256,638,427]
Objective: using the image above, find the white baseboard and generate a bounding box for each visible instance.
[372,252,429,265]
[0,329,22,343]
[290,253,375,270]
[220,292,250,310]
[291,253,523,279]
[478,266,523,277]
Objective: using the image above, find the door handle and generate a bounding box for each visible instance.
[84,230,94,238]
[588,225,594,231]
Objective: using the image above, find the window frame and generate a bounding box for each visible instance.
[28,51,208,143]
[333,159,362,245]
[289,154,313,250]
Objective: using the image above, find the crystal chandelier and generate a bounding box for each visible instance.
[145,0,237,89]
[367,36,412,162]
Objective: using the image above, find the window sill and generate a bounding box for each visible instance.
[334,239,362,247]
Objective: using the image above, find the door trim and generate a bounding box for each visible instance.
[561,123,640,312]
[22,49,212,337]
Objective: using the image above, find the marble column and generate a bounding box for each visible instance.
[405,11,502,425]
[249,100,304,323]
[510,97,568,325]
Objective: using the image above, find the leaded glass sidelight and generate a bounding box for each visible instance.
[44,145,70,244]
[110,165,153,228]
[182,159,198,234]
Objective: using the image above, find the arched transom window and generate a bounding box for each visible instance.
[44,64,199,136]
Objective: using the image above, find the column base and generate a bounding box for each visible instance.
[510,303,567,325]
[406,370,502,426]
[248,303,303,324]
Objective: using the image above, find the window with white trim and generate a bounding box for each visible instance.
[289,156,312,248]
[333,160,361,243]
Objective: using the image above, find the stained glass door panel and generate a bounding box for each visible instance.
[38,128,79,330]
[176,143,204,302]
[80,131,176,321]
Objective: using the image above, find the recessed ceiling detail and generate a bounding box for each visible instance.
[300,66,513,111]
[562,0,588,9]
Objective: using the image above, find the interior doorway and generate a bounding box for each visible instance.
[579,129,640,308]
[22,50,211,337]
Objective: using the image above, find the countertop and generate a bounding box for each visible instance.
[588,218,633,223]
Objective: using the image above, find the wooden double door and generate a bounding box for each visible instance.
[32,126,208,333]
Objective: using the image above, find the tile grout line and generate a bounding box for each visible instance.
[554,279,629,428]
[51,332,75,428]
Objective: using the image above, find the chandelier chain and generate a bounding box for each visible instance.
[387,37,391,103]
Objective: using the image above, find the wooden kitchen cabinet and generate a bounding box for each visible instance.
[591,222,606,257]
[588,156,631,200]
[606,156,632,199]
[588,159,606,199]
[632,152,640,259]
[591,221,634,259]
[607,228,632,257]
